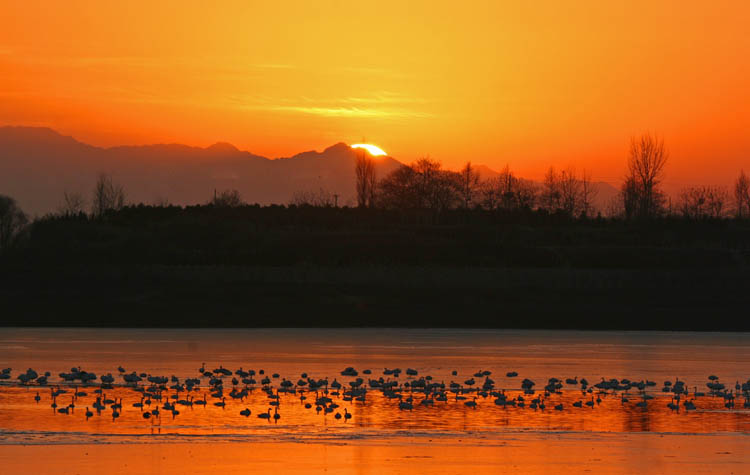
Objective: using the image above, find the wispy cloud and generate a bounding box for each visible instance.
[339,91,428,105]
[252,63,294,70]
[264,105,432,119]
[235,91,432,119]
[338,66,411,79]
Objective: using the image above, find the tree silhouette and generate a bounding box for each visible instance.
[734,170,750,219]
[212,189,244,208]
[479,165,538,211]
[558,166,582,217]
[290,188,335,207]
[580,169,598,217]
[0,194,27,251]
[458,162,480,208]
[678,186,729,219]
[92,173,125,217]
[377,158,461,212]
[541,166,563,212]
[355,150,377,208]
[623,133,668,219]
[58,191,86,217]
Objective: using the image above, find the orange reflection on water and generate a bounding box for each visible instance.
[1,383,748,445]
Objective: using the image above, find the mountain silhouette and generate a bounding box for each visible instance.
[0,127,402,214]
[0,126,619,215]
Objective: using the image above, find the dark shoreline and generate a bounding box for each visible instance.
[2,206,749,331]
[3,264,748,331]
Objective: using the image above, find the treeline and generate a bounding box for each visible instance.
[3,159,750,328]
[4,200,750,269]
[1,133,749,257]
[335,133,750,221]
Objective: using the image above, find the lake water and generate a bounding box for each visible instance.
[0,328,749,473]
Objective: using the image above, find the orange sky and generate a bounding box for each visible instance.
[1,0,749,188]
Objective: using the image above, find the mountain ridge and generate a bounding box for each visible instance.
[0,126,619,215]
[0,126,403,214]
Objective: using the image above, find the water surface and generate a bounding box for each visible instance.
[1,328,748,446]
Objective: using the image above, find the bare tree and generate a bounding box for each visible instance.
[478,179,499,210]
[734,169,750,219]
[515,178,539,210]
[290,188,335,207]
[541,166,563,212]
[0,194,27,250]
[91,173,125,217]
[480,165,538,211]
[355,150,377,208]
[212,189,244,207]
[458,162,480,208]
[624,133,668,219]
[580,169,598,217]
[620,176,639,220]
[376,165,420,209]
[497,164,517,210]
[376,158,460,212]
[679,186,729,219]
[411,157,460,211]
[605,194,625,218]
[58,191,86,216]
[558,166,582,216]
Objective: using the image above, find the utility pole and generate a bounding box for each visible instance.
[333,193,339,208]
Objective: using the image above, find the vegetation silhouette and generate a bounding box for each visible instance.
[1,133,749,329]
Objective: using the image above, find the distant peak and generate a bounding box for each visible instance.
[323,142,350,153]
[206,142,239,153]
[0,125,82,146]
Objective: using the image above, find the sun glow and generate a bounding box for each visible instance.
[351,144,387,156]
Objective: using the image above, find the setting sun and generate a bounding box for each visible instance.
[351,144,387,156]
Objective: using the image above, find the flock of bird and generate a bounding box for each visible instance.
[1,364,749,425]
